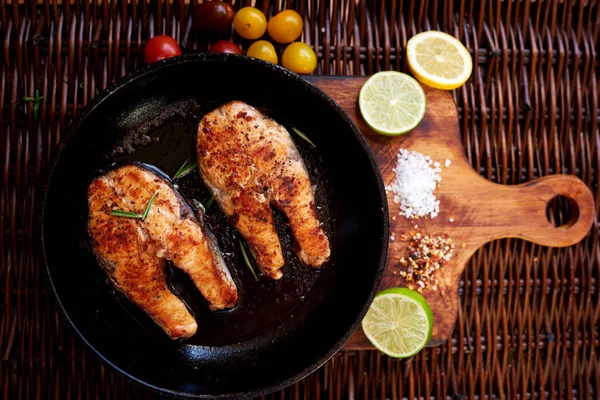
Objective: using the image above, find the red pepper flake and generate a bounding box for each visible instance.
[395,227,454,292]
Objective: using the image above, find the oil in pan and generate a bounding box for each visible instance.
[105,98,339,346]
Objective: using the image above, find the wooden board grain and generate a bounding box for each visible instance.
[306,76,596,349]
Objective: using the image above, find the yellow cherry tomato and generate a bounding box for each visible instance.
[234,7,267,40]
[267,10,303,44]
[282,42,317,74]
[246,40,278,64]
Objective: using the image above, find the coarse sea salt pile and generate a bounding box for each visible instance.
[385,148,449,219]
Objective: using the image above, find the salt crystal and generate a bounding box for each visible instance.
[385,148,444,219]
[445,159,452,167]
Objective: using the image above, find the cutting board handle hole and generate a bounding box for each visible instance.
[545,195,580,229]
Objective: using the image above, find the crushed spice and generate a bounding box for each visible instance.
[397,225,454,293]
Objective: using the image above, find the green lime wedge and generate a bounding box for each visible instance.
[358,71,426,136]
[361,287,433,358]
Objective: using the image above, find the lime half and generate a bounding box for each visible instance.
[358,71,426,136]
[361,287,433,358]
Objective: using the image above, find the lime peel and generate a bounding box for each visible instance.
[361,287,433,358]
[358,71,426,136]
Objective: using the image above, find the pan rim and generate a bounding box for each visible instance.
[38,53,389,399]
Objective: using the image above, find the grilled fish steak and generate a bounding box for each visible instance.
[197,101,331,279]
[87,164,238,339]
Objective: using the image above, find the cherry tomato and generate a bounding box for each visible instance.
[282,42,317,74]
[246,40,278,64]
[144,35,182,64]
[193,1,234,34]
[233,7,267,40]
[267,10,303,44]
[209,40,242,54]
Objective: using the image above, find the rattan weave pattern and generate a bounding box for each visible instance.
[0,1,598,399]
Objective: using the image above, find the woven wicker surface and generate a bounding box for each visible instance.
[1,0,598,398]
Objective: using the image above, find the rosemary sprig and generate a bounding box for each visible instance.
[110,210,142,219]
[111,191,158,221]
[173,158,197,180]
[141,191,159,221]
[23,89,44,122]
[292,127,316,148]
[204,194,215,211]
[239,240,259,281]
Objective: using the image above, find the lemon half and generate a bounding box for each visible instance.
[406,30,472,90]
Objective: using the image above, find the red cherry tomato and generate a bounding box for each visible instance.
[209,40,242,54]
[144,35,182,64]
[193,1,235,34]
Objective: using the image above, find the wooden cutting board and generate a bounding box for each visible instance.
[306,76,595,349]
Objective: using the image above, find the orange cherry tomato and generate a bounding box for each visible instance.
[282,42,317,74]
[233,7,267,40]
[267,10,303,44]
[246,40,278,64]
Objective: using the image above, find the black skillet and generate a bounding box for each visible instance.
[40,53,388,398]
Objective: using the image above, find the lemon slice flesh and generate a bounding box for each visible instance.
[406,30,473,90]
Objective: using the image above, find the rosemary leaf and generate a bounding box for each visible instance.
[173,158,197,180]
[23,90,44,122]
[204,194,215,211]
[239,240,258,281]
[141,191,159,221]
[33,102,40,122]
[292,127,316,148]
[111,210,142,218]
